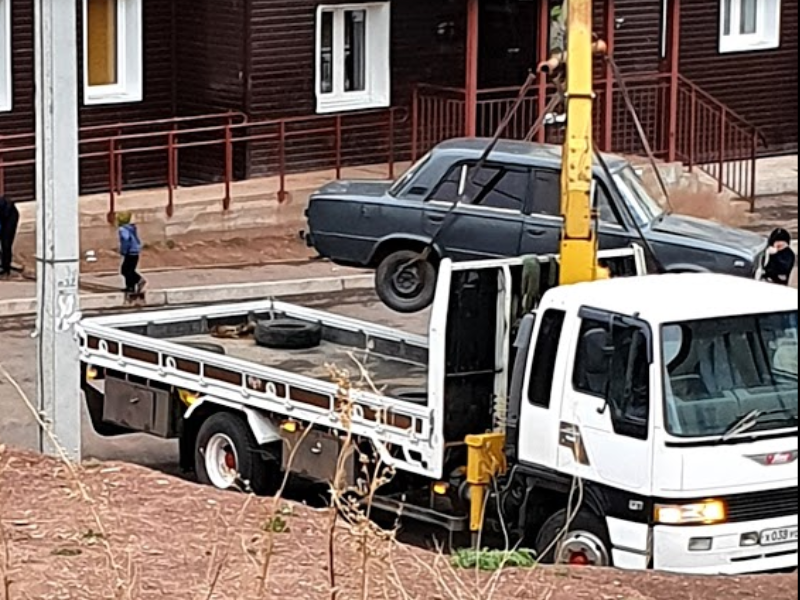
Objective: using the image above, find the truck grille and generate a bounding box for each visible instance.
[726,488,798,523]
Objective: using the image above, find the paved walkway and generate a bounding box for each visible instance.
[0,261,370,319]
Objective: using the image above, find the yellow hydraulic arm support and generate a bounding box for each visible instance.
[558,0,610,285]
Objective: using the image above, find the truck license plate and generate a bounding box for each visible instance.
[761,527,799,546]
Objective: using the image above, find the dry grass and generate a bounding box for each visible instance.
[1,358,797,600]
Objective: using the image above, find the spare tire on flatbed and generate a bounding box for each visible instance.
[255,319,323,350]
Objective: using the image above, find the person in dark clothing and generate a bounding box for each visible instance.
[761,228,796,286]
[117,212,146,295]
[0,196,20,277]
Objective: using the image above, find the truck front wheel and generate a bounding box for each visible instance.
[195,412,274,495]
[535,510,613,568]
[375,250,437,314]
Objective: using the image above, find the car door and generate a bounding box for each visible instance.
[520,169,635,256]
[423,162,528,261]
[519,169,564,256]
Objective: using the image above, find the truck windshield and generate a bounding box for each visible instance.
[388,152,432,197]
[662,311,799,439]
[613,166,665,227]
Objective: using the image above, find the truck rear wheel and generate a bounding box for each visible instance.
[535,510,613,568]
[195,413,274,495]
[375,250,437,314]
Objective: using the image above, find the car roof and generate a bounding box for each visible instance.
[545,273,799,325]
[432,138,630,172]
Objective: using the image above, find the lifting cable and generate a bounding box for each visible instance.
[396,73,562,273]
[398,50,676,280]
[606,55,675,214]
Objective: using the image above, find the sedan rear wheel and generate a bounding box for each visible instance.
[375,250,437,314]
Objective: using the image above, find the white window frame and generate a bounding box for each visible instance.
[719,0,782,54]
[315,2,391,114]
[82,0,143,105]
[0,0,11,112]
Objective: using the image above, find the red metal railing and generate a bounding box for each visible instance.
[413,72,763,207]
[0,108,405,220]
[675,75,763,208]
[0,112,248,197]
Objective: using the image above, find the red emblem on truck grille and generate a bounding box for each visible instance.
[746,451,798,466]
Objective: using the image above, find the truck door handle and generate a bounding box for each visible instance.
[428,214,446,224]
[526,228,546,237]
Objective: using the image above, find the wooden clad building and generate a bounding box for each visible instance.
[0,0,797,203]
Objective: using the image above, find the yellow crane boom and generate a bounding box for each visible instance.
[550,0,611,285]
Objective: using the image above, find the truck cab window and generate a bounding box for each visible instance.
[574,316,651,440]
[528,309,567,408]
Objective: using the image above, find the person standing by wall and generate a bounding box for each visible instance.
[117,212,146,296]
[0,196,20,278]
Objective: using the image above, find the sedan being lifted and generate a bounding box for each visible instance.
[305,139,768,313]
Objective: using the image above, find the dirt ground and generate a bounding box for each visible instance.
[12,234,315,277]
[0,447,796,600]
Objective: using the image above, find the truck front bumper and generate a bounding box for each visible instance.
[654,515,798,575]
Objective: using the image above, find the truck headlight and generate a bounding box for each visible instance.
[655,500,727,525]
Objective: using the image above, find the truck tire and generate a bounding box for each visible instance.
[254,319,323,350]
[376,250,437,314]
[535,509,613,567]
[195,412,274,495]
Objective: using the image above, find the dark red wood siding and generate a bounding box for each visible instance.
[679,0,798,153]
[612,0,665,73]
[174,0,248,183]
[77,0,176,193]
[0,0,35,201]
[245,0,467,178]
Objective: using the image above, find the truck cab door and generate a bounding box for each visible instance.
[559,308,655,493]
[516,307,573,470]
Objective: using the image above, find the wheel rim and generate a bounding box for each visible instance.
[205,433,240,490]
[556,531,611,567]
[392,264,423,298]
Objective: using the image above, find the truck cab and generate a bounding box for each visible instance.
[504,272,798,574]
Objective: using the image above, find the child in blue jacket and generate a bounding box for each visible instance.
[117,212,146,295]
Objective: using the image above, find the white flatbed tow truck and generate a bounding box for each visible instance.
[78,247,798,575]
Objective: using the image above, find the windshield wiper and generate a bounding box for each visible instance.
[722,409,799,441]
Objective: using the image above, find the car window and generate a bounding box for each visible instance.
[532,170,561,216]
[474,167,528,211]
[428,164,465,204]
[429,162,529,213]
[532,169,621,226]
[597,184,621,226]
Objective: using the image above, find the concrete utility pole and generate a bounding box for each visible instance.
[34,0,82,460]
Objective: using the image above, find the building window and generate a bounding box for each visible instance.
[316,3,391,114]
[720,0,782,53]
[0,0,11,112]
[83,0,143,105]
